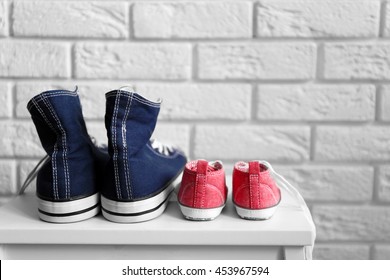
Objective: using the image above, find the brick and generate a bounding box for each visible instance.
[323,43,390,80]
[313,205,390,241]
[18,160,39,195]
[152,124,191,157]
[373,245,390,260]
[194,125,310,161]
[277,166,374,202]
[75,43,191,80]
[256,0,379,38]
[314,244,370,260]
[15,82,117,119]
[85,121,107,148]
[0,41,69,78]
[315,126,390,161]
[0,121,44,157]
[77,84,114,120]
[198,43,316,80]
[13,1,128,38]
[135,83,252,120]
[133,2,252,38]
[257,84,375,121]
[0,83,11,118]
[0,1,7,36]
[378,166,390,202]
[0,160,16,195]
[380,85,390,121]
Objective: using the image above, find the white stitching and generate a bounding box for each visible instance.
[41,98,70,200]
[27,94,79,110]
[249,174,256,208]
[106,93,161,108]
[122,93,133,199]
[111,93,122,199]
[31,99,59,200]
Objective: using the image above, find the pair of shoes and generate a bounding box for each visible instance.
[177,160,281,221]
[23,87,187,223]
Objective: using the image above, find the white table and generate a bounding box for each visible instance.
[0,188,315,260]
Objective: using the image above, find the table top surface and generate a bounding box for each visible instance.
[0,187,315,246]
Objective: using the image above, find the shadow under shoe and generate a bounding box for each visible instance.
[101,89,187,223]
[27,88,108,223]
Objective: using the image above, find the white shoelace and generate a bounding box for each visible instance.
[19,155,50,195]
[150,139,175,156]
[260,160,317,258]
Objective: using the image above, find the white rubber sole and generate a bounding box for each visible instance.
[37,193,100,223]
[235,204,278,220]
[179,204,225,221]
[101,185,174,223]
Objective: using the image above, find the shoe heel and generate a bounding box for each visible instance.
[178,203,225,221]
[37,193,100,223]
[234,204,278,220]
[101,185,174,223]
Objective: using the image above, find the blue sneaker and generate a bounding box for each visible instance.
[26,87,109,223]
[101,89,187,223]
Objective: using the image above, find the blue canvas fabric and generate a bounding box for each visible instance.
[27,88,109,202]
[103,89,187,202]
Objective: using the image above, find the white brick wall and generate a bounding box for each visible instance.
[313,245,370,260]
[0,82,11,117]
[316,126,390,161]
[75,43,191,79]
[257,84,375,121]
[378,166,390,201]
[256,0,380,38]
[374,245,390,259]
[277,166,374,201]
[313,206,390,241]
[133,2,252,38]
[0,41,70,78]
[13,2,129,38]
[380,85,390,120]
[0,1,7,37]
[323,43,390,80]
[0,0,389,260]
[198,43,316,80]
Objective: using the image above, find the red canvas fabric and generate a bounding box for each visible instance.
[233,161,281,209]
[178,160,227,209]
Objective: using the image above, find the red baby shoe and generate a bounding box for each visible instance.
[233,161,281,220]
[177,159,227,221]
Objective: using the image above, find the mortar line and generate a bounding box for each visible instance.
[128,2,134,40]
[375,85,383,121]
[372,165,380,203]
[379,0,387,37]
[250,84,257,121]
[252,1,258,39]
[315,42,324,80]
[309,126,316,161]
[10,82,18,121]
[7,0,13,36]
[191,44,198,81]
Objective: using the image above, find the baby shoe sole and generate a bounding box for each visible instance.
[234,204,278,220]
[37,193,100,223]
[178,203,225,221]
[101,184,174,223]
